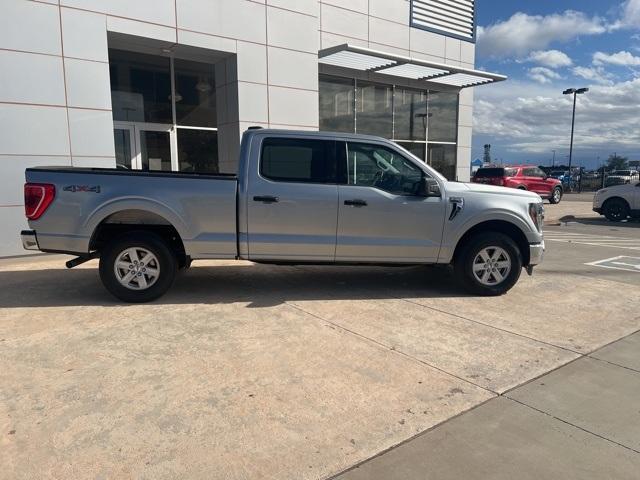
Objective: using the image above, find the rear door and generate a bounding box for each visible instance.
[335,141,446,263]
[523,167,549,195]
[246,136,339,261]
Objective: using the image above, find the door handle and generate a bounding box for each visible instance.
[344,199,367,207]
[253,195,279,203]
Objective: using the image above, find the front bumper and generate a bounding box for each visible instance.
[593,207,602,214]
[21,230,39,251]
[529,241,545,266]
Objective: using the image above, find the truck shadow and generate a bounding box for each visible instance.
[0,263,469,308]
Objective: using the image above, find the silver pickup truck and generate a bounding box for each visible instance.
[22,129,544,302]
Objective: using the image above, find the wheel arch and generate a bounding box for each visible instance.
[602,196,631,209]
[452,220,531,266]
[89,208,188,266]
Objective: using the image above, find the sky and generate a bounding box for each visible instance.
[472,0,640,168]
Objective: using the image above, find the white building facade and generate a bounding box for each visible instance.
[0,0,502,256]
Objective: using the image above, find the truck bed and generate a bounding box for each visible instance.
[25,166,239,258]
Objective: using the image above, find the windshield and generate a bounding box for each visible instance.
[611,170,632,175]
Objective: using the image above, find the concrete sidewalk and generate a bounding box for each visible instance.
[335,331,640,480]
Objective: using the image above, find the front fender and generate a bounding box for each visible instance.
[438,207,539,263]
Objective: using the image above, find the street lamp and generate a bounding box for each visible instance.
[563,87,589,191]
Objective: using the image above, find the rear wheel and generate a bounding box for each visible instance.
[454,232,522,296]
[99,231,177,302]
[549,186,563,204]
[603,198,630,222]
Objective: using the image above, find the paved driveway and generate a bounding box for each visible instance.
[1,243,638,479]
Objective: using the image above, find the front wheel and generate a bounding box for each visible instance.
[454,232,522,296]
[603,198,630,222]
[549,186,563,204]
[99,231,177,302]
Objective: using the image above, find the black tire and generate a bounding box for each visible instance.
[517,185,527,190]
[99,231,177,302]
[454,232,522,296]
[549,186,563,204]
[603,198,630,222]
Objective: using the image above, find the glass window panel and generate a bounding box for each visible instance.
[393,87,427,141]
[356,81,393,138]
[174,59,217,128]
[261,138,335,183]
[428,144,457,181]
[319,75,355,133]
[140,131,171,171]
[395,141,425,162]
[109,49,172,123]
[178,129,219,173]
[113,129,132,169]
[346,142,423,195]
[427,91,458,143]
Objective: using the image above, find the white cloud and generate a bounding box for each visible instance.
[473,79,640,157]
[527,50,573,68]
[593,50,640,67]
[572,66,613,85]
[477,11,606,58]
[611,0,640,29]
[528,67,562,84]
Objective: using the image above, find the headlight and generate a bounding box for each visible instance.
[529,203,544,232]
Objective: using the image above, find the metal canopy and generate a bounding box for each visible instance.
[318,44,506,89]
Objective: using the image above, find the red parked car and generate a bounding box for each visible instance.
[472,165,563,204]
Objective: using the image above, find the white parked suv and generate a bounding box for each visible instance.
[593,182,640,221]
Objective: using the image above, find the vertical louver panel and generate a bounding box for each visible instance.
[411,0,476,42]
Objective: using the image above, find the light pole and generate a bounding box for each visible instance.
[551,149,556,167]
[563,87,589,191]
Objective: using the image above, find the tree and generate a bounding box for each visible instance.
[607,154,628,171]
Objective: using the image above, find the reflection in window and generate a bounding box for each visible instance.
[174,59,217,128]
[396,141,425,161]
[394,88,427,141]
[356,81,393,138]
[428,144,457,180]
[347,143,423,195]
[319,75,355,133]
[140,131,172,171]
[178,129,219,173]
[427,91,458,142]
[109,49,172,123]
[113,129,132,169]
[261,138,335,183]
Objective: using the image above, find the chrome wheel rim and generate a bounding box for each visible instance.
[472,246,511,286]
[114,247,160,290]
[553,189,561,202]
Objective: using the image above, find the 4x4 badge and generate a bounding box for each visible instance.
[63,185,101,193]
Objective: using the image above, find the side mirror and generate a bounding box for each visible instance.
[419,177,441,197]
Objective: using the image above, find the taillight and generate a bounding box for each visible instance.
[24,183,55,220]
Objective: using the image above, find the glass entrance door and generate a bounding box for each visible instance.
[114,126,134,169]
[139,127,172,171]
[113,122,174,171]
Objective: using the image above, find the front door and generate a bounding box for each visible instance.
[113,122,174,171]
[246,137,339,261]
[335,141,446,263]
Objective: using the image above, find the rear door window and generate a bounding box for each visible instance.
[475,168,505,177]
[260,138,336,183]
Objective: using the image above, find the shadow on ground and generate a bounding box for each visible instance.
[0,262,470,308]
[560,217,640,229]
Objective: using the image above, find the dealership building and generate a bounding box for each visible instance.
[0,0,504,256]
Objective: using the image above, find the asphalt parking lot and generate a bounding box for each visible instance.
[1,200,639,479]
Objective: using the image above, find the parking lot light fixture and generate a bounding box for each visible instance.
[563,87,589,191]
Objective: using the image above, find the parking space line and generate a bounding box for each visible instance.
[585,256,640,273]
